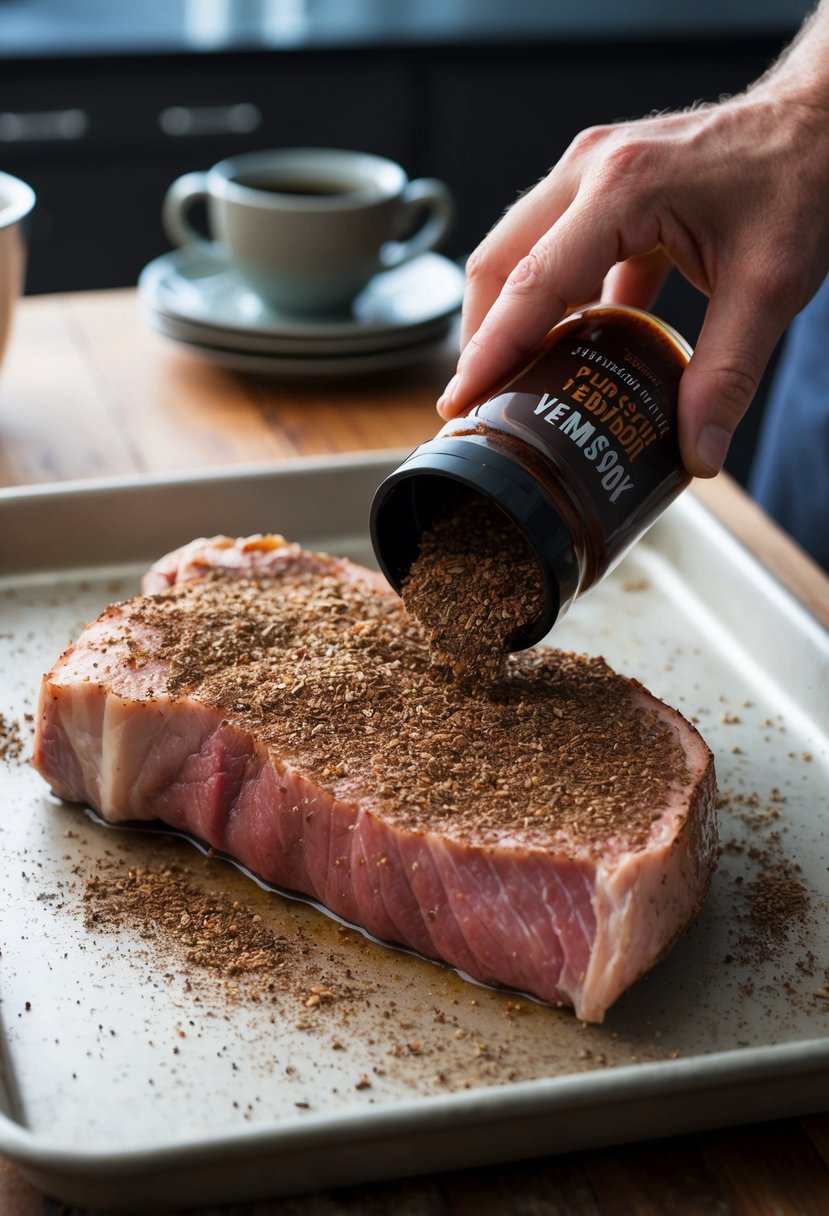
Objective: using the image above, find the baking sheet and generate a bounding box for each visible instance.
[0,452,827,1210]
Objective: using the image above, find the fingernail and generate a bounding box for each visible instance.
[696,423,730,474]
[436,373,459,418]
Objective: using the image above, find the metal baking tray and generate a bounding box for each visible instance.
[1,452,827,1210]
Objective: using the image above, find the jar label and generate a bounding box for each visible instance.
[468,308,690,547]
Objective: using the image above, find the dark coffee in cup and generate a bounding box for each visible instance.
[236,177,364,198]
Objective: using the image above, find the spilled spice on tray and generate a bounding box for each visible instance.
[0,711,26,763]
[400,496,545,686]
[83,857,359,1008]
[749,863,809,934]
[718,787,812,971]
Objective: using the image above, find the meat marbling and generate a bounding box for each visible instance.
[33,534,717,1022]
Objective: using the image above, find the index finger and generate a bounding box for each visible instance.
[440,195,636,418]
[459,171,579,350]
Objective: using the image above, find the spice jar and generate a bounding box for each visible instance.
[369,303,693,647]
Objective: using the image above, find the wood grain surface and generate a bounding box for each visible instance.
[1,289,828,1216]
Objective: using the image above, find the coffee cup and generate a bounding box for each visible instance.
[162,147,454,316]
[0,170,35,377]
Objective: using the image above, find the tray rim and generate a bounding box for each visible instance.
[1,1036,828,1168]
[0,449,408,503]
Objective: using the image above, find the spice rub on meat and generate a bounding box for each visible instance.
[33,534,718,1022]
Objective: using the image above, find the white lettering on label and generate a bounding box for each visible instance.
[584,434,610,461]
[534,393,569,424]
[530,398,636,504]
[555,409,635,503]
[559,412,596,447]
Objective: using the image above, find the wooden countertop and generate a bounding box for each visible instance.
[1,288,828,1215]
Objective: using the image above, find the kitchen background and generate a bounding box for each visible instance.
[0,0,814,485]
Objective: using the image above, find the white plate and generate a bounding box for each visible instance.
[144,304,454,356]
[149,319,454,379]
[138,246,465,342]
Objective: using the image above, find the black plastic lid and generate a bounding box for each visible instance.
[369,435,580,648]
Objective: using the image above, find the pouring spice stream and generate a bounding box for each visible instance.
[400,496,545,686]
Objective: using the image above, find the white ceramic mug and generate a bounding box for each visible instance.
[0,171,35,376]
[162,147,454,316]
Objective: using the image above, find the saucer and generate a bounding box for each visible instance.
[152,323,454,380]
[143,306,454,357]
[138,246,465,345]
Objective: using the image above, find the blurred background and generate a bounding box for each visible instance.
[0,0,814,484]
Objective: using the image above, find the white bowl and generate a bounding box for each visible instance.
[0,170,36,374]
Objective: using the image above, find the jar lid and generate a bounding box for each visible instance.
[369,436,580,648]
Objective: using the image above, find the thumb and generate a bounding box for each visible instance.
[678,289,786,478]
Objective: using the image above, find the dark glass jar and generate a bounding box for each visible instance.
[369,303,692,647]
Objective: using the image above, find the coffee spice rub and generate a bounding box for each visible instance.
[125,568,685,854]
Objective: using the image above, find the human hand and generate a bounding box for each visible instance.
[437,51,829,477]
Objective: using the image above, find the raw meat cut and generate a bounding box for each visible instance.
[33,534,717,1021]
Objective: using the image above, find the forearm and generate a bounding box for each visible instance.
[753,0,829,113]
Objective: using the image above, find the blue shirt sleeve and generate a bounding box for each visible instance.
[749,274,829,571]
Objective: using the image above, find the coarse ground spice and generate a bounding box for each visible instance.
[83,858,360,1007]
[0,712,26,762]
[400,497,545,685]
[718,787,813,971]
[749,863,809,933]
[99,549,693,855]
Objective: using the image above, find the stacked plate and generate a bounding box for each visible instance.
[138,245,465,379]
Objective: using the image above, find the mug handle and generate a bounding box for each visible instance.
[162,171,210,247]
[381,177,454,269]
